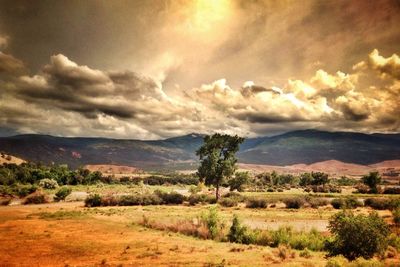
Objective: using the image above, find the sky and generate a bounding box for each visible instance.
[0,0,399,139]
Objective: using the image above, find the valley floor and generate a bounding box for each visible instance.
[0,202,331,267]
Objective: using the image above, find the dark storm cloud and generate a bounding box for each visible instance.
[13,54,160,119]
[339,104,370,122]
[233,112,305,124]
[0,52,24,74]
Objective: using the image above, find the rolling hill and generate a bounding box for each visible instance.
[0,130,399,169]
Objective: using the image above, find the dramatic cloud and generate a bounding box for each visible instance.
[0,1,399,138]
[1,48,399,139]
[0,52,25,75]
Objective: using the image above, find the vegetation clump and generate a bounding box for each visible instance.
[38,178,59,189]
[246,197,268,208]
[54,186,72,201]
[188,194,216,205]
[331,197,363,209]
[24,191,49,204]
[283,197,305,209]
[325,210,390,260]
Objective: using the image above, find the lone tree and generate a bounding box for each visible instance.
[362,171,381,193]
[196,133,244,201]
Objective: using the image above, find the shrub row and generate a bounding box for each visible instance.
[364,198,400,210]
[331,197,363,209]
[84,191,187,207]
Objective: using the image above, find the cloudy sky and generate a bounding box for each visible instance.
[0,0,399,139]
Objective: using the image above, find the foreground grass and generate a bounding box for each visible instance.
[0,202,329,266]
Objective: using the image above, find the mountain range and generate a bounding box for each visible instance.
[0,130,399,170]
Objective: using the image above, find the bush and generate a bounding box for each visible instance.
[188,194,216,205]
[219,197,238,207]
[228,172,249,192]
[118,194,161,206]
[246,197,268,208]
[383,187,400,194]
[283,197,305,209]
[364,198,391,210]
[200,207,223,240]
[54,186,72,201]
[355,183,370,194]
[24,191,49,204]
[228,215,256,244]
[331,197,363,209]
[155,191,185,204]
[325,210,390,260]
[15,184,38,197]
[308,197,329,208]
[38,178,59,189]
[85,194,102,207]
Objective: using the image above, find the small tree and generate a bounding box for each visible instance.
[299,173,313,186]
[311,172,329,185]
[362,171,381,193]
[326,210,390,260]
[228,171,249,192]
[196,133,244,201]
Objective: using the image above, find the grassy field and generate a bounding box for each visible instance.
[1,183,399,266]
[0,202,332,266]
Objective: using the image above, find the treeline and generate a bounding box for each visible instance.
[0,162,199,188]
[0,162,104,186]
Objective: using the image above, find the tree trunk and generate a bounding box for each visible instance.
[216,184,220,202]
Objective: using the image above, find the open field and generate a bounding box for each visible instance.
[1,190,399,266]
[0,202,333,267]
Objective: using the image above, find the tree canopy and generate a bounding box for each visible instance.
[196,133,244,200]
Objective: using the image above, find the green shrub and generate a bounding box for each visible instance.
[24,191,49,204]
[15,184,38,197]
[325,210,390,260]
[283,197,305,209]
[118,194,161,206]
[308,197,329,208]
[219,197,238,207]
[331,197,363,209]
[188,194,216,205]
[85,194,102,207]
[325,255,348,267]
[270,226,293,247]
[38,178,59,189]
[200,207,223,240]
[228,172,249,192]
[155,191,185,204]
[227,215,256,244]
[364,198,400,210]
[54,186,72,201]
[246,197,268,208]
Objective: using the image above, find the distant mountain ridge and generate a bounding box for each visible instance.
[0,130,399,169]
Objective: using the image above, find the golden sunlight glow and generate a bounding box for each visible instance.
[190,0,232,32]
